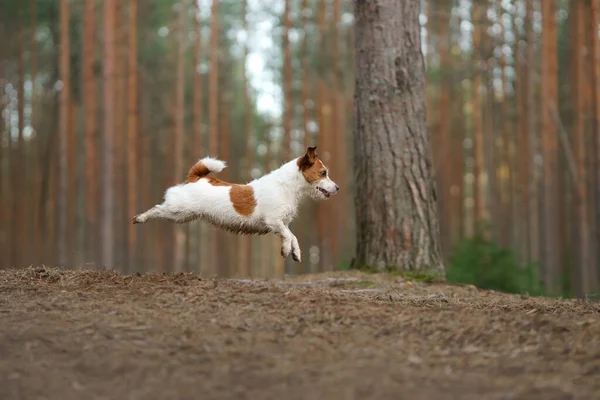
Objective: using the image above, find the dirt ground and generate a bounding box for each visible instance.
[1,267,599,400]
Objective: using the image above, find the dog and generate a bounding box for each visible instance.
[132,146,339,263]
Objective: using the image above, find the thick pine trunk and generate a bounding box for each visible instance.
[591,0,600,291]
[353,0,443,273]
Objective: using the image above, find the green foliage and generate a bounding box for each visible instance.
[447,236,544,296]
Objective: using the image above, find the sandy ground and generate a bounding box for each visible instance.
[1,266,599,400]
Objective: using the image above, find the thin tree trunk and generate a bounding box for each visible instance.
[30,0,41,265]
[316,0,329,272]
[438,0,451,255]
[58,0,71,266]
[354,0,444,273]
[192,0,203,272]
[173,0,186,272]
[83,0,98,265]
[526,0,540,265]
[498,0,512,248]
[127,0,138,270]
[102,0,117,267]
[13,25,26,266]
[471,0,486,235]
[241,0,252,277]
[516,0,530,263]
[282,0,292,160]
[208,0,219,274]
[0,81,7,266]
[541,0,560,293]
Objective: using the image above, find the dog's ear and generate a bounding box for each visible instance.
[298,146,318,171]
[306,146,317,163]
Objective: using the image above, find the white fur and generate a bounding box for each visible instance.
[133,155,339,263]
[199,157,226,173]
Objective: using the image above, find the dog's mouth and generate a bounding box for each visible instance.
[317,187,330,198]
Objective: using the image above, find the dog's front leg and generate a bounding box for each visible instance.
[290,233,301,263]
[269,221,293,259]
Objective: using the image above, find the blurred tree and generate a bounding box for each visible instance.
[58,0,70,266]
[541,0,560,293]
[127,0,139,269]
[102,0,117,267]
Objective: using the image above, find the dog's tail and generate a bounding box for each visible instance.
[185,157,227,183]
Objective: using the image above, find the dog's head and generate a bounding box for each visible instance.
[297,146,339,200]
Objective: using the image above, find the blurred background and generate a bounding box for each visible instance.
[0,0,599,297]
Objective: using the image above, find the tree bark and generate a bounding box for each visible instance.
[591,0,600,291]
[354,0,443,273]
[102,0,117,267]
[471,0,486,235]
[83,0,98,265]
[127,0,138,269]
[58,0,71,266]
[207,0,219,274]
[173,0,186,272]
[241,0,252,277]
[282,0,292,160]
[525,0,540,265]
[541,0,560,293]
[192,0,204,271]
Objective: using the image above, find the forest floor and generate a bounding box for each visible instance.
[1,267,599,400]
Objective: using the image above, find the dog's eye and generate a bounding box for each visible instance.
[321,170,327,177]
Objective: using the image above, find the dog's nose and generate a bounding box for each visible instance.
[335,184,340,192]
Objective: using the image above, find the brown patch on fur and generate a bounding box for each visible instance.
[205,176,232,187]
[185,161,211,183]
[230,185,257,216]
[297,146,318,171]
[297,146,328,184]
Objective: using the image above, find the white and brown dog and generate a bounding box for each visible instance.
[132,146,339,262]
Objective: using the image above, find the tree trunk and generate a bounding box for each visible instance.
[437,0,451,256]
[471,0,486,235]
[127,0,138,270]
[58,0,71,266]
[102,0,117,267]
[192,0,204,272]
[241,0,252,277]
[208,0,220,274]
[353,0,443,273]
[591,0,600,291]
[282,0,292,161]
[525,0,540,265]
[541,0,560,293]
[83,0,98,265]
[173,0,186,272]
[14,25,26,266]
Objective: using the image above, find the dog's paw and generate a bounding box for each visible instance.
[281,244,291,259]
[132,214,144,224]
[292,248,301,263]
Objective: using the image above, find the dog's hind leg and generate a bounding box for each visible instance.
[133,205,163,224]
[132,204,187,224]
